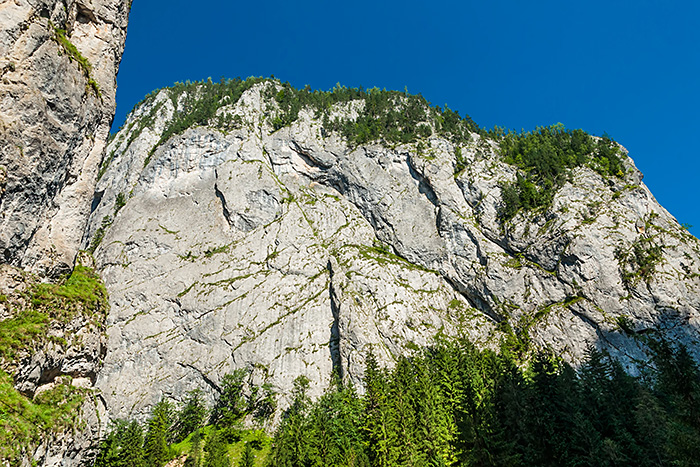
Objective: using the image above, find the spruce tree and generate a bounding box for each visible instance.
[204,429,231,467]
[239,442,255,467]
[119,420,146,467]
[413,356,456,465]
[185,430,204,467]
[363,350,395,467]
[175,389,208,442]
[211,369,247,428]
[268,375,311,467]
[388,357,420,465]
[144,400,174,467]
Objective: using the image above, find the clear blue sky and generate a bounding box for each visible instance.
[114,0,700,236]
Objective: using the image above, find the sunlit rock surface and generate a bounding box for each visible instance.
[89,82,700,422]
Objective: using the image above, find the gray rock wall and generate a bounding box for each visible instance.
[0,0,130,276]
[89,82,700,422]
[0,1,129,464]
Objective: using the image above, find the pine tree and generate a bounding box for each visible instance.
[248,382,277,421]
[304,377,369,467]
[144,400,174,467]
[653,342,700,464]
[119,420,146,467]
[95,420,146,467]
[204,430,230,467]
[388,357,420,465]
[239,442,255,467]
[185,430,204,467]
[363,349,394,467]
[269,375,311,467]
[487,354,526,466]
[94,422,121,467]
[175,389,208,442]
[413,355,456,465]
[211,369,247,427]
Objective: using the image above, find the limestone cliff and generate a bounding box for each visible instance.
[0,1,129,465]
[0,0,130,276]
[87,79,700,423]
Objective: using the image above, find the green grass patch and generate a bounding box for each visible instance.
[0,265,107,362]
[0,309,49,361]
[0,369,87,463]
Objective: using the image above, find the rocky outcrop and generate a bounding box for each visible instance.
[88,81,700,422]
[0,257,110,466]
[0,0,130,276]
[0,1,129,464]
[28,389,107,467]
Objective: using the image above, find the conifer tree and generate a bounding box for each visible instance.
[94,421,122,467]
[239,442,255,467]
[185,430,204,467]
[362,348,391,466]
[95,419,146,467]
[388,357,420,465]
[204,430,230,467]
[304,377,368,467]
[268,375,311,467]
[144,400,174,467]
[211,370,247,427]
[120,420,147,467]
[175,389,208,442]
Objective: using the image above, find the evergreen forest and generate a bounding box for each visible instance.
[94,338,700,467]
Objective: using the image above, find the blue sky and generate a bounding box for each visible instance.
[114,0,700,235]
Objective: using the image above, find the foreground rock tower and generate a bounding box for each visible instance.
[0,0,129,276]
[0,1,130,464]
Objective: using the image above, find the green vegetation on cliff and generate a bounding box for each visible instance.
[494,124,625,222]
[130,78,629,226]
[0,370,89,462]
[52,26,101,97]
[144,77,269,165]
[136,76,481,169]
[262,81,480,146]
[0,264,108,363]
[0,263,108,463]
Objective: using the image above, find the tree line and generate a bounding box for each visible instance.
[270,338,700,467]
[92,336,700,466]
[94,369,275,467]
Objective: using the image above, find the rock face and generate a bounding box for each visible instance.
[0,258,110,466]
[0,1,129,464]
[88,81,700,422]
[0,0,130,276]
